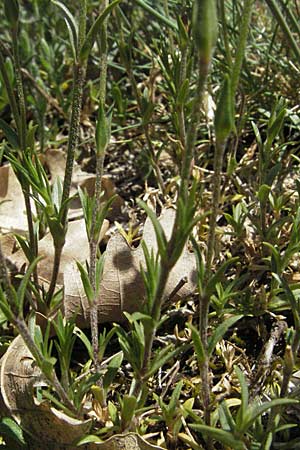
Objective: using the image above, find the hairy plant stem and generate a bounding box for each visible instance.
[197,5,254,442]
[89,153,106,378]
[206,142,226,274]
[89,0,108,385]
[47,61,87,303]
[180,58,209,199]
[0,40,38,287]
[47,0,87,302]
[230,0,254,98]
[10,28,38,287]
[177,45,188,149]
[61,65,86,212]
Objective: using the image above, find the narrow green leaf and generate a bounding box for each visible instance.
[207,315,243,356]
[26,124,38,152]
[0,119,19,148]
[52,0,78,59]
[76,435,103,445]
[123,311,153,324]
[0,417,25,447]
[189,424,246,450]
[234,365,249,428]
[76,261,94,304]
[135,0,177,30]
[146,343,190,378]
[176,78,190,107]
[206,257,239,297]
[219,401,236,432]
[74,327,94,360]
[251,121,262,150]
[266,107,286,147]
[214,75,234,143]
[189,323,206,366]
[137,199,168,261]
[177,15,189,49]
[257,184,271,203]
[121,395,137,427]
[0,290,14,322]
[17,256,43,315]
[79,0,121,62]
[168,380,183,415]
[243,399,297,432]
[103,351,123,391]
[14,234,34,264]
[178,432,204,450]
[96,101,110,155]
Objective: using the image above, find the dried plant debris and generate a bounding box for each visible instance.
[86,433,164,449]
[9,218,109,287]
[3,208,196,326]
[0,164,35,233]
[0,154,123,237]
[0,335,92,449]
[0,335,163,449]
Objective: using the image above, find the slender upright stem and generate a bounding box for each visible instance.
[177,45,188,149]
[10,28,38,286]
[11,30,26,150]
[231,0,254,98]
[61,64,86,212]
[89,0,109,381]
[206,142,226,274]
[180,58,209,199]
[47,4,88,301]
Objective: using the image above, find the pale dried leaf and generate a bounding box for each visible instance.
[10,218,109,287]
[0,335,92,447]
[65,209,197,325]
[89,432,163,449]
[0,164,35,234]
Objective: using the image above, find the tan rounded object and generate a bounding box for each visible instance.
[64,208,197,326]
[0,335,92,448]
[88,432,163,450]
